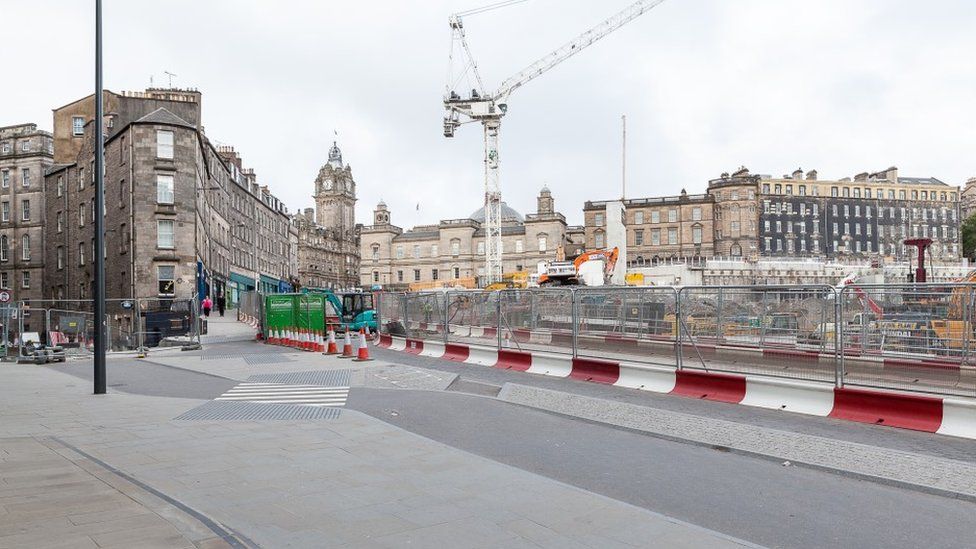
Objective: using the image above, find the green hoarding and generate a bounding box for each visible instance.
[296,294,325,332]
[265,294,297,334]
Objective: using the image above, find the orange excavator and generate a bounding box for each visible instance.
[539,247,620,286]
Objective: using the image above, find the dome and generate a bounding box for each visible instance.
[328,141,343,167]
[469,202,523,223]
[376,199,387,209]
[540,185,551,194]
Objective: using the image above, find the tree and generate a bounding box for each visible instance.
[962,213,976,261]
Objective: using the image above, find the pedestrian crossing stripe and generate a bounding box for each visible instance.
[214,383,349,407]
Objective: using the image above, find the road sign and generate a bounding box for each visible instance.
[0,291,10,303]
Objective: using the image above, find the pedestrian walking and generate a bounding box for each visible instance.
[202,296,213,317]
[217,293,226,317]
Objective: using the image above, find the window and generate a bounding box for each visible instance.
[912,190,919,200]
[397,270,403,282]
[651,211,660,224]
[853,188,861,198]
[594,213,604,227]
[0,202,8,223]
[157,265,175,296]
[21,271,29,289]
[762,183,770,194]
[453,267,460,279]
[396,246,404,259]
[373,271,379,283]
[865,189,871,199]
[731,221,740,237]
[799,185,806,196]
[431,244,438,257]
[78,242,85,265]
[21,168,30,187]
[515,240,523,253]
[451,240,460,256]
[595,231,605,248]
[634,211,644,224]
[668,227,677,245]
[156,130,174,159]
[79,202,85,226]
[57,176,64,197]
[764,220,770,232]
[538,236,547,252]
[831,187,838,197]
[843,187,850,198]
[774,184,782,194]
[651,229,660,246]
[692,226,702,244]
[156,174,174,204]
[635,229,644,246]
[56,211,63,233]
[692,207,702,221]
[157,220,175,248]
[786,185,793,195]
[413,269,421,282]
[57,247,64,269]
[72,116,85,136]
[668,209,678,223]
[0,171,7,188]
[20,200,29,221]
[120,223,128,254]
[432,269,439,281]
[413,244,421,258]
[371,246,379,260]
[477,242,485,255]
[90,200,95,222]
[0,236,6,262]
[899,190,906,200]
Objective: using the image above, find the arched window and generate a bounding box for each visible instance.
[730,243,742,257]
[371,244,380,261]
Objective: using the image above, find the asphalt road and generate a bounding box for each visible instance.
[346,386,976,549]
[44,346,976,548]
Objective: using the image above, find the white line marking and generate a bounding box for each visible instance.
[215,397,347,403]
[224,389,350,396]
[216,394,347,401]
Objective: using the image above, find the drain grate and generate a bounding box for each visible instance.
[175,401,342,421]
[246,370,352,386]
[243,354,294,365]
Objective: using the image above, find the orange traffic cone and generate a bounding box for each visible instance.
[353,328,373,362]
[325,327,338,355]
[339,331,354,358]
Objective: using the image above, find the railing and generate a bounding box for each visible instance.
[377,284,976,399]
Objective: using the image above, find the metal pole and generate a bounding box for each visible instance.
[836,287,844,388]
[496,291,502,350]
[93,0,106,394]
[571,289,578,358]
[675,288,683,370]
[715,287,724,343]
[443,291,449,346]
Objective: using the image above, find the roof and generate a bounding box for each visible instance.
[474,225,526,237]
[393,230,441,242]
[134,107,195,128]
[469,202,523,223]
[897,176,947,187]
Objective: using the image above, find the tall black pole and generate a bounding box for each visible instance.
[94,0,107,394]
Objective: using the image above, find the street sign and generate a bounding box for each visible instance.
[0,291,10,303]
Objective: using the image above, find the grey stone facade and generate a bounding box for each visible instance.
[0,123,53,329]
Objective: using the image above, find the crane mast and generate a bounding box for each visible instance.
[444,0,667,285]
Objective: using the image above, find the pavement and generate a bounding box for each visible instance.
[1,315,760,549]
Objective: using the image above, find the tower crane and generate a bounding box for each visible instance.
[443,0,667,285]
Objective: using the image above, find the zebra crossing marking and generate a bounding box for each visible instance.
[214,382,349,407]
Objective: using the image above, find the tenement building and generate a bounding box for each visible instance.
[708,166,962,261]
[292,142,361,290]
[360,187,584,289]
[43,88,292,308]
[0,124,53,327]
[583,190,715,265]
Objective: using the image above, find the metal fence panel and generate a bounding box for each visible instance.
[839,283,976,397]
[576,287,678,366]
[404,292,447,342]
[497,288,574,355]
[677,285,837,383]
[444,290,499,348]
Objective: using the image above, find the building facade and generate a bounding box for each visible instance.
[293,142,361,290]
[0,124,53,327]
[360,187,583,289]
[584,190,715,265]
[43,88,293,307]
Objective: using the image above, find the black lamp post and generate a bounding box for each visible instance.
[93,0,106,394]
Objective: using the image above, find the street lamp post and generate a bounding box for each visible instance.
[93,0,107,394]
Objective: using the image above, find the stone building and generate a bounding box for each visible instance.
[960,177,976,222]
[0,123,53,327]
[293,142,361,290]
[584,190,715,266]
[43,88,292,307]
[703,166,962,261]
[360,187,584,289]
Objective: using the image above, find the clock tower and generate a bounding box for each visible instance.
[314,141,357,235]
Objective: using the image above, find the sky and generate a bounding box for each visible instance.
[5,0,975,228]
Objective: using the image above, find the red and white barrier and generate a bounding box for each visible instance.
[370,332,976,440]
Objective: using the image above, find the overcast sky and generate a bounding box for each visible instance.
[6,0,975,227]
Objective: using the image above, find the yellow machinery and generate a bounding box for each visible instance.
[486,271,529,291]
[929,270,976,350]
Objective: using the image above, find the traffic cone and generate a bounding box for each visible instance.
[325,327,338,355]
[339,331,354,358]
[270,328,279,345]
[305,330,314,352]
[316,331,325,353]
[302,329,311,351]
[354,329,373,362]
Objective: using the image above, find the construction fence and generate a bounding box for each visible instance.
[376,283,976,399]
[7,298,199,359]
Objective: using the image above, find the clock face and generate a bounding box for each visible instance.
[324,179,333,191]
